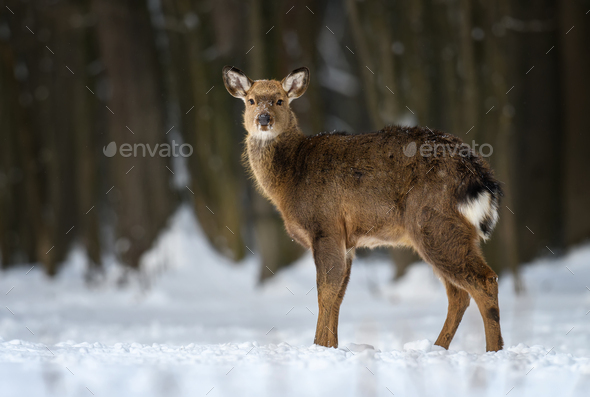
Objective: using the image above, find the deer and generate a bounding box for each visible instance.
[223,65,504,352]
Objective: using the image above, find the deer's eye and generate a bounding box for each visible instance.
[277,99,283,106]
[249,99,255,105]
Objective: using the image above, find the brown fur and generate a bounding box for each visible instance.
[223,66,504,352]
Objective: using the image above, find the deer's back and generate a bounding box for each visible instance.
[266,125,500,247]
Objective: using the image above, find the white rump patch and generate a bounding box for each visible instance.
[457,191,498,240]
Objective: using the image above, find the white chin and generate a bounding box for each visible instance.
[252,125,276,141]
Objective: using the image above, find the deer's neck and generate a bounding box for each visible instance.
[246,128,305,201]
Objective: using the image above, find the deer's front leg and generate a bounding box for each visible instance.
[312,235,347,348]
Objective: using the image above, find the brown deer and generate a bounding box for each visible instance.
[223,66,504,352]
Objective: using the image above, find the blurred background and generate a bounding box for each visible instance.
[1,0,589,286]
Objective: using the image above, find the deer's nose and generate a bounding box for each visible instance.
[258,113,270,126]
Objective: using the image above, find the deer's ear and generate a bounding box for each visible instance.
[281,67,310,101]
[223,66,253,99]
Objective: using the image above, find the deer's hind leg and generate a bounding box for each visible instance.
[460,261,503,352]
[413,208,504,352]
[434,277,471,349]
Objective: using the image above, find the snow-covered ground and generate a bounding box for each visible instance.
[1,206,589,397]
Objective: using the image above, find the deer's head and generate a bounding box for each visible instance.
[223,66,309,141]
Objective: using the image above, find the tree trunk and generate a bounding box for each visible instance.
[94,0,175,270]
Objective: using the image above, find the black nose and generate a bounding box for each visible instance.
[258,113,270,126]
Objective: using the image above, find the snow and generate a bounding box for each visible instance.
[1,205,590,396]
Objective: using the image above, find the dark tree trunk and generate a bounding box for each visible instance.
[93,0,175,269]
[560,0,590,247]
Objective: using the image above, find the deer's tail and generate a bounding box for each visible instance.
[456,171,502,241]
